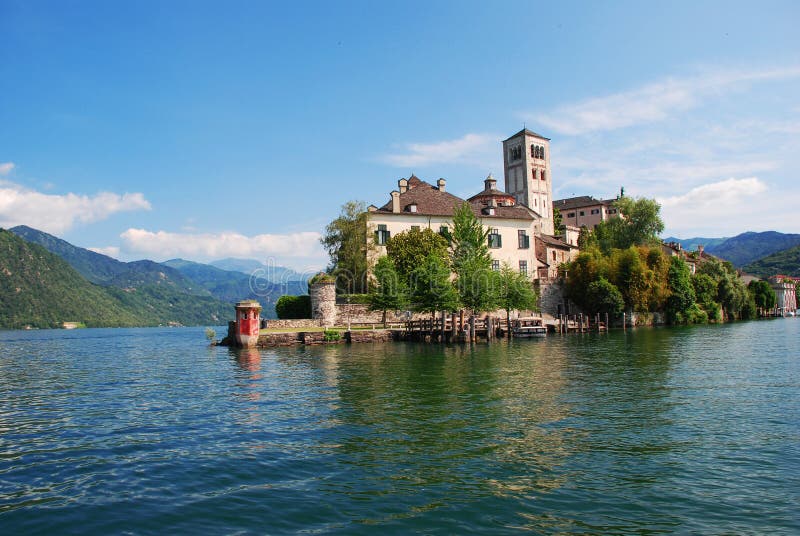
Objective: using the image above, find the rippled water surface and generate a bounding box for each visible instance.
[1,321,799,534]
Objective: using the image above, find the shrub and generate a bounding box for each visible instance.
[275,295,311,319]
[323,329,341,342]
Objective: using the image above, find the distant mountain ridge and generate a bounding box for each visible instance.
[662,236,729,252]
[742,245,800,278]
[209,257,310,282]
[0,229,229,329]
[10,225,204,295]
[8,226,307,320]
[162,258,307,316]
[664,231,800,268]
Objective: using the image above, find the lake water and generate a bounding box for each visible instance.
[1,320,798,534]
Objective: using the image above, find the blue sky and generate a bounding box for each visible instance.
[1,0,799,270]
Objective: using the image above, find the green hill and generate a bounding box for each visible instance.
[0,228,232,329]
[162,259,308,318]
[742,245,800,278]
[705,231,800,267]
[10,225,205,294]
[0,229,141,328]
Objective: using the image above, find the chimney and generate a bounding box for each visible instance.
[398,178,408,194]
[391,191,400,213]
[437,178,446,192]
[484,173,496,191]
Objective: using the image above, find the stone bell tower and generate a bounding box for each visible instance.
[502,128,554,235]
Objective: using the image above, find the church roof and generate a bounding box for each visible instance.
[503,128,550,141]
[373,177,535,221]
[553,195,615,211]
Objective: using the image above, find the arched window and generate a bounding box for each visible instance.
[531,144,536,158]
[532,168,537,180]
[540,146,545,160]
[541,170,546,181]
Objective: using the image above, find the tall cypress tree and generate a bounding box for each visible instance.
[450,202,496,313]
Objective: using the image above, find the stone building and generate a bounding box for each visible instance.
[553,195,621,230]
[365,128,576,287]
[768,276,798,315]
[502,129,555,235]
[367,175,543,278]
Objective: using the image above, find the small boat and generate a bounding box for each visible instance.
[512,317,547,338]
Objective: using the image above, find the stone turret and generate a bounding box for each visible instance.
[309,274,337,326]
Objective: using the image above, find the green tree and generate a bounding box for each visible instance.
[450,202,496,312]
[748,280,776,316]
[321,200,370,294]
[495,264,538,336]
[368,256,407,326]
[409,252,460,317]
[589,196,664,253]
[585,277,625,316]
[553,206,563,231]
[693,273,721,321]
[564,249,608,311]
[386,227,449,284]
[609,247,651,312]
[665,257,696,324]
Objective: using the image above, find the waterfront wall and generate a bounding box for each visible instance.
[253,329,393,347]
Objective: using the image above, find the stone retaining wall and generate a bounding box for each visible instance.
[253,329,393,347]
[265,319,324,329]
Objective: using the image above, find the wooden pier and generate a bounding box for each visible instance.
[397,312,609,342]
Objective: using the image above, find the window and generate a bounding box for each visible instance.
[579,211,585,216]
[531,144,536,158]
[531,168,537,180]
[608,208,617,214]
[518,230,530,249]
[552,251,557,261]
[439,225,450,240]
[375,224,390,245]
[591,208,600,215]
[540,170,546,181]
[488,228,502,248]
[509,145,522,161]
[411,225,420,231]
[567,212,575,218]
[492,260,500,271]
[519,260,527,276]
[408,204,417,213]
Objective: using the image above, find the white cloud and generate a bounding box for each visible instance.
[380,133,498,167]
[120,228,325,263]
[658,177,771,235]
[0,181,151,234]
[87,246,121,259]
[533,66,800,135]
[0,163,14,176]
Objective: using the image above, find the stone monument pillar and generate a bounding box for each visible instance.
[234,300,262,348]
[310,276,337,326]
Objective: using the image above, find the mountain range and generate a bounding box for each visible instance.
[664,231,800,268]
[2,226,310,329]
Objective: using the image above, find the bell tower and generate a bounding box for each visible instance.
[502,129,554,235]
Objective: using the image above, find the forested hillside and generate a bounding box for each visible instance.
[0,229,230,329]
[742,245,800,278]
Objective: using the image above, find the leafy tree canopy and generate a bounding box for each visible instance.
[321,200,370,294]
[386,227,449,284]
[409,252,460,315]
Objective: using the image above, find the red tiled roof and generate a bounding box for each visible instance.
[373,177,535,221]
